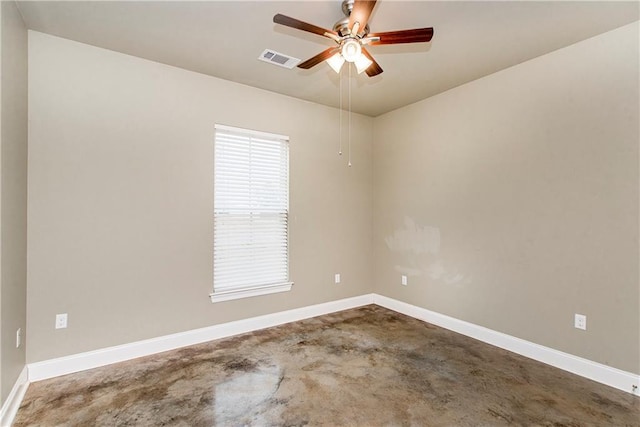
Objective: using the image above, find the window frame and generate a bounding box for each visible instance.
[210,124,292,303]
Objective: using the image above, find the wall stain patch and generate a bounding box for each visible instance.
[387,216,471,285]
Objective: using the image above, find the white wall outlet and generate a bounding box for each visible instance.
[401,275,408,286]
[16,328,21,348]
[334,273,341,284]
[55,313,68,329]
[574,313,587,330]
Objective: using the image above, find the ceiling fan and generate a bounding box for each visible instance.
[273,0,434,77]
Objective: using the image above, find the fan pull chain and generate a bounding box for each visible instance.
[348,63,352,167]
[338,66,343,156]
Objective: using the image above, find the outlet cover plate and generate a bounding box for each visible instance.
[334,273,341,284]
[574,313,586,330]
[401,275,408,286]
[56,313,68,329]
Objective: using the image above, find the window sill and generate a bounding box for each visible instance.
[210,282,293,303]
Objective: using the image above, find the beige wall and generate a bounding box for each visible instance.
[0,0,28,403]
[373,22,639,374]
[26,21,640,378]
[27,31,373,363]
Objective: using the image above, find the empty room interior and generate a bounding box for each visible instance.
[1,0,639,425]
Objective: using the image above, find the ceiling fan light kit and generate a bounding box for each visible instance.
[334,38,373,74]
[273,0,434,78]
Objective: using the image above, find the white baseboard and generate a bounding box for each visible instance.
[373,294,640,397]
[0,366,29,427]
[26,292,639,399]
[28,294,375,382]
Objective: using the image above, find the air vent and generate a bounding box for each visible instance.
[258,49,301,69]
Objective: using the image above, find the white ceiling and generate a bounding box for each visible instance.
[16,1,639,117]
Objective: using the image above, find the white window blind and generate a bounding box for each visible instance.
[211,124,291,302]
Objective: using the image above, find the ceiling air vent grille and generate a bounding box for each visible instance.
[258,49,301,69]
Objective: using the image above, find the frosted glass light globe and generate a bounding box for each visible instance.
[341,39,361,62]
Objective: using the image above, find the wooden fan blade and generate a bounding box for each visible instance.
[274,14,338,39]
[298,47,340,69]
[368,28,434,45]
[361,47,383,77]
[348,0,377,34]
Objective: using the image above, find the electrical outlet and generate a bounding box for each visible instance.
[16,328,21,348]
[334,273,341,284]
[401,275,408,286]
[574,313,586,330]
[56,313,68,329]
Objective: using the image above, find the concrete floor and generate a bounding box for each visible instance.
[14,305,640,426]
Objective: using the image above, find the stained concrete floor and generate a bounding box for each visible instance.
[14,305,640,426]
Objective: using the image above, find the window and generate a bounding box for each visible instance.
[211,124,291,303]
